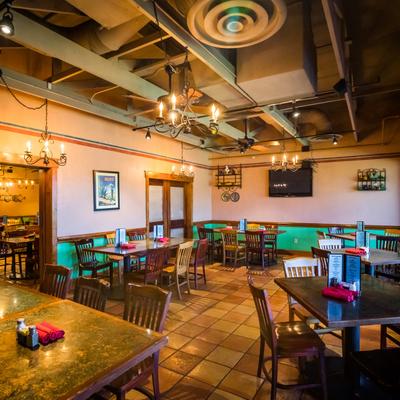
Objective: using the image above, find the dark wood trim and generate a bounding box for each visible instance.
[145,171,195,182]
[57,228,147,243]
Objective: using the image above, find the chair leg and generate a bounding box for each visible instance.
[186,271,191,295]
[271,354,278,400]
[257,338,265,377]
[380,325,387,349]
[288,306,294,322]
[152,353,160,400]
[319,349,328,400]
[176,276,182,300]
[202,262,207,284]
[193,263,198,289]
[109,265,113,287]
[222,249,226,266]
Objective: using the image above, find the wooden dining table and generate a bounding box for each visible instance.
[274,275,400,376]
[0,282,167,400]
[86,237,194,299]
[326,232,377,243]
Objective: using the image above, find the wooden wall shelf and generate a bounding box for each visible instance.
[215,165,242,189]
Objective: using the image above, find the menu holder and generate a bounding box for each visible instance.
[355,231,370,248]
[239,219,247,231]
[115,228,126,247]
[356,221,365,231]
[328,253,362,292]
[153,224,164,240]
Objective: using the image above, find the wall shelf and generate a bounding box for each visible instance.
[215,165,242,189]
[357,168,386,191]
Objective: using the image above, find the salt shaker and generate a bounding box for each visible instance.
[26,326,39,350]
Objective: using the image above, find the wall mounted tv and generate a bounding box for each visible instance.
[269,168,313,197]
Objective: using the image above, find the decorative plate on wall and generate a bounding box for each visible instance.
[230,192,240,202]
[221,191,231,202]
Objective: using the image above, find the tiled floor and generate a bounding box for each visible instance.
[100,260,385,400]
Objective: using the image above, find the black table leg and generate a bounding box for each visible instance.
[343,326,360,392]
[365,264,375,277]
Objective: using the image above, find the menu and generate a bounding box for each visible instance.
[327,253,362,291]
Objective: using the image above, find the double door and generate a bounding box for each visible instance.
[146,173,193,239]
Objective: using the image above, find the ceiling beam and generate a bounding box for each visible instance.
[0,67,208,150]
[321,0,358,142]
[48,32,170,84]
[4,11,166,100]
[12,0,83,15]
[259,106,308,146]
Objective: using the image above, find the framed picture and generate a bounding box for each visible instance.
[93,170,120,211]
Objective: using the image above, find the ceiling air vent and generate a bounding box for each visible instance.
[185,0,287,48]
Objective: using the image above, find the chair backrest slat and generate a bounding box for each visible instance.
[144,247,168,282]
[124,284,172,332]
[40,264,72,299]
[73,277,109,311]
[221,230,238,247]
[318,238,342,250]
[245,231,265,251]
[376,235,399,252]
[328,226,344,234]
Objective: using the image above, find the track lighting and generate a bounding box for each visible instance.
[332,135,338,145]
[0,3,14,36]
[291,100,300,118]
[145,128,151,140]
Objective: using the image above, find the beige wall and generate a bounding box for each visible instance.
[211,157,400,225]
[0,88,212,236]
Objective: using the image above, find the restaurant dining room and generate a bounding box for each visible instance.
[1,0,400,399]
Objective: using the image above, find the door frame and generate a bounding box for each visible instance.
[0,153,57,278]
[145,171,193,238]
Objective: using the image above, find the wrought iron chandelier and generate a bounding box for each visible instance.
[134,51,220,139]
[171,142,194,177]
[24,99,67,166]
[271,153,300,172]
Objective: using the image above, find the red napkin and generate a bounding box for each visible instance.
[345,248,366,255]
[120,243,136,249]
[157,237,170,243]
[36,321,64,345]
[322,286,355,302]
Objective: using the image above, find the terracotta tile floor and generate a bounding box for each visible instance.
[100,260,386,400]
[4,259,388,399]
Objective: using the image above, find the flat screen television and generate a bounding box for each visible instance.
[269,168,313,197]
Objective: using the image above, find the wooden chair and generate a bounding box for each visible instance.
[0,240,12,276]
[198,227,222,263]
[125,247,167,286]
[40,264,72,299]
[163,241,194,300]
[318,238,342,250]
[385,228,400,237]
[105,284,172,400]
[381,324,400,349]
[264,232,278,262]
[221,229,246,267]
[73,277,109,311]
[248,276,327,400]
[127,229,147,240]
[245,230,270,268]
[75,238,114,286]
[351,348,400,397]
[376,235,399,252]
[311,246,330,276]
[283,257,341,338]
[316,230,326,240]
[328,226,344,234]
[189,238,208,288]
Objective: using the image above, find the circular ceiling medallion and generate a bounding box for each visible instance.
[187,0,287,48]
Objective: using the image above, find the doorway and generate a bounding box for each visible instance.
[145,172,193,238]
[0,158,57,280]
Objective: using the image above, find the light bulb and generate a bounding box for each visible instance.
[26,141,32,152]
[159,102,164,118]
[272,156,275,166]
[170,112,176,126]
[60,143,65,154]
[171,94,176,110]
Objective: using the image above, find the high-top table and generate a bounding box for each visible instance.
[274,275,400,376]
[0,282,167,400]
